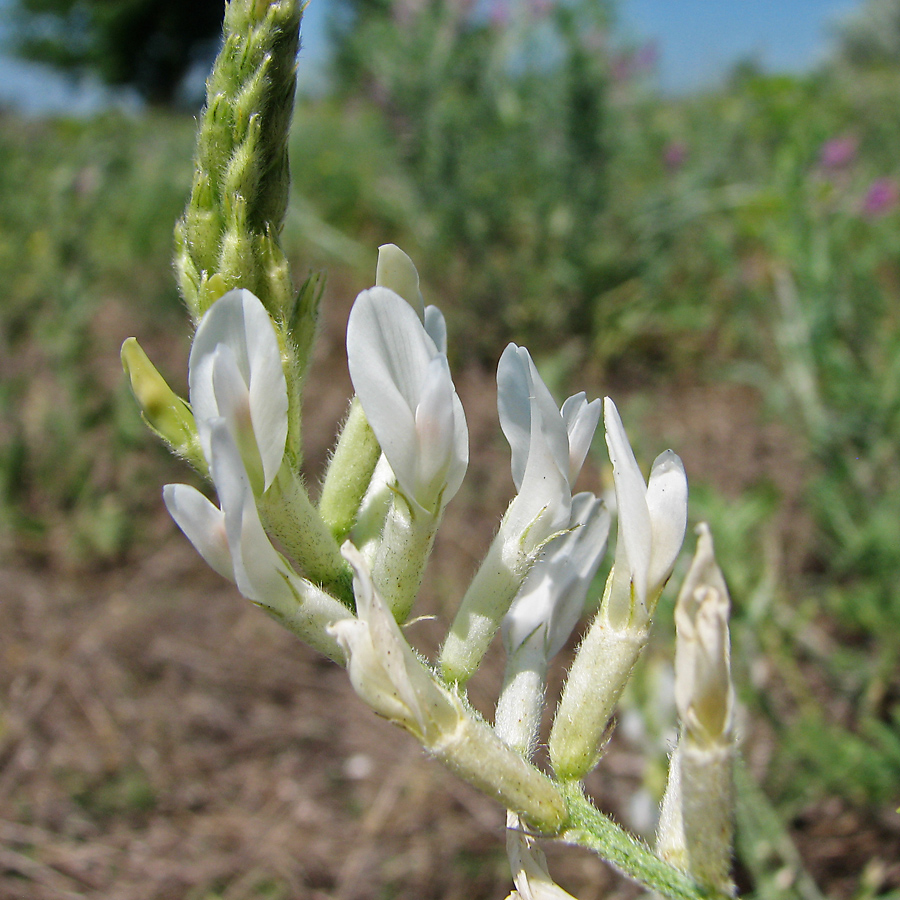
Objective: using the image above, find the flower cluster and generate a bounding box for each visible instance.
[123,6,739,896]
[126,242,735,898]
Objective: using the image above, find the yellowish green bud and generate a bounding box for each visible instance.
[121,338,205,473]
[258,230,296,327]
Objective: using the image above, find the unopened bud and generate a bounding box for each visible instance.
[121,338,205,472]
[657,524,736,896]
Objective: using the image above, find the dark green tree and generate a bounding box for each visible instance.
[10,0,226,104]
[834,0,900,68]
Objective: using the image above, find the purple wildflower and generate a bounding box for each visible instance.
[819,135,857,171]
[664,141,688,172]
[862,178,899,218]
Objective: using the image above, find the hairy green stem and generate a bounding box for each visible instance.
[557,782,731,900]
[318,397,381,541]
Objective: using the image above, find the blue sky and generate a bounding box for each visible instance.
[298,0,862,91]
[0,0,866,113]
[617,0,861,91]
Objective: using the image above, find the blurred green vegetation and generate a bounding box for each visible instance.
[2,2,900,894]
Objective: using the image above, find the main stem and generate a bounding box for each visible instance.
[557,782,731,900]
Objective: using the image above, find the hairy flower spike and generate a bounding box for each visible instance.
[175,0,301,320]
[129,5,752,895]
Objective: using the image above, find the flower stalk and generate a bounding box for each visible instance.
[123,4,747,897]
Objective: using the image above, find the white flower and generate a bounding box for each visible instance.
[164,420,295,603]
[497,344,602,543]
[331,545,567,833]
[547,400,687,780]
[328,542,462,743]
[347,287,468,516]
[164,421,351,661]
[189,288,288,494]
[439,348,602,685]
[673,523,735,745]
[604,396,688,626]
[496,495,609,757]
[503,492,610,661]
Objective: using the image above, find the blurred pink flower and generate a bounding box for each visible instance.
[582,28,607,53]
[819,134,857,171]
[529,0,554,17]
[489,0,509,27]
[664,141,688,172]
[610,52,631,82]
[633,41,659,72]
[610,42,657,83]
[861,178,899,218]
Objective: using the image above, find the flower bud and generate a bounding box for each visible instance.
[121,338,204,472]
[657,524,736,896]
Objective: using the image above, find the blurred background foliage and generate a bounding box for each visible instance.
[2,0,900,894]
[9,0,223,103]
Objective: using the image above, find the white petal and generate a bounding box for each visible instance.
[189,289,287,490]
[561,393,602,484]
[348,288,467,512]
[347,287,434,500]
[604,397,652,608]
[504,493,609,660]
[523,351,570,482]
[446,386,469,504]
[414,355,458,508]
[544,494,610,658]
[497,345,569,492]
[376,243,424,319]
[646,450,689,593]
[505,406,572,545]
[244,318,290,490]
[163,483,234,581]
[503,565,555,655]
[424,305,447,354]
[210,343,264,490]
[497,344,534,490]
[208,419,293,605]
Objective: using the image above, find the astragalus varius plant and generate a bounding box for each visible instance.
[122,2,738,898]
